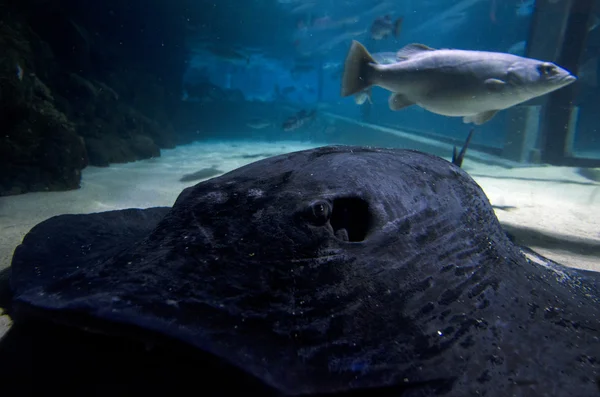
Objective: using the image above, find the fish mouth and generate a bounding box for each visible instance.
[561,74,577,84]
[546,73,577,89]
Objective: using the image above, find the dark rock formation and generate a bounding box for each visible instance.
[0,0,188,196]
[0,16,87,196]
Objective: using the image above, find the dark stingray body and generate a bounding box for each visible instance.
[6,146,600,396]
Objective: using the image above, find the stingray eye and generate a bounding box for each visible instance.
[538,63,556,76]
[308,200,331,225]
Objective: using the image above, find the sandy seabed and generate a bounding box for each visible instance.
[1,139,599,273]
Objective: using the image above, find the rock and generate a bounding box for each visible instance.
[84,135,160,167]
[130,135,160,159]
[0,0,187,195]
[0,19,88,196]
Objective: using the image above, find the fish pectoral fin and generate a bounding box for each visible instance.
[388,93,414,111]
[396,43,435,61]
[484,78,507,92]
[463,110,498,125]
[366,87,373,104]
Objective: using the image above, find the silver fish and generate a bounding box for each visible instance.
[246,118,272,130]
[341,40,577,125]
[370,15,403,40]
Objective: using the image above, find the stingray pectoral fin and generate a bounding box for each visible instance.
[567,268,600,291]
[463,110,498,125]
[10,207,170,297]
[519,245,600,295]
[388,93,414,111]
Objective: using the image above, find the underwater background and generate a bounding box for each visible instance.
[0,0,599,275]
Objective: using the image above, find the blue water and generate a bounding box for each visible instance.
[1,1,599,394]
[179,0,600,160]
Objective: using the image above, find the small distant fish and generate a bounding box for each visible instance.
[307,15,359,32]
[516,0,534,17]
[341,40,576,125]
[323,62,341,70]
[16,64,23,81]
[370,15,403,40]
[282,109,316,131]
[246,118,272,130]
[180,166,223,182]
[237,152,283,159]
[291,2,316,14]
[206,46,250,65]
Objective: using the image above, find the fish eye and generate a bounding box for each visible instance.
[537,63,556,76]
[308,200,331,226]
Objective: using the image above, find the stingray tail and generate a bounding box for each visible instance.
[452,128,475,168]
[341,40,377,97]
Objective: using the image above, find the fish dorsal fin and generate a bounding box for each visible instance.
[396,43,436,61]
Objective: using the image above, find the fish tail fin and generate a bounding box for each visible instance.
[393,17,403,38]
[366,87,373,104]
[341,40,377,97]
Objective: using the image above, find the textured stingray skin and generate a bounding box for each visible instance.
[8,146,600,396]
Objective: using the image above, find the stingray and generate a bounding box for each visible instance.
[2,145,600,396]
